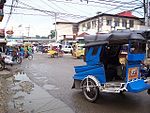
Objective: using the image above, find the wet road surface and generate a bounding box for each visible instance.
[21,53,150,113]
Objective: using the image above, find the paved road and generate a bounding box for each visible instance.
[21,53,150,113]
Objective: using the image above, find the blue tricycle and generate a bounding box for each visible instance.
[72,31,150,102]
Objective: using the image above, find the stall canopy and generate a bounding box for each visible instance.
[6,41,23,46]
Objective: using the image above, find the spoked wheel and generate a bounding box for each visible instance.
[80,55,84,59]
[147,89,150,95]
[82,78,99,102]
[28,55,33,60]
[0,61,5,71]
[54,53,58,58]
[16,57,22,64]
[51,54,55,58]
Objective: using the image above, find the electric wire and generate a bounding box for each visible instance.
[48,0,92,15]
[39,0,61,12]
[4,0,15,28]
[17,1,87,18]
[5,4,87,18]
[50,0,142,15]
[46,0,69,13]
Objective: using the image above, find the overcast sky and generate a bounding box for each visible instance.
[0,0,144,37]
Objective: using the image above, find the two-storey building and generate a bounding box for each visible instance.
[55,22,78,44]
[54,11,145,42]
[78,11,144,35]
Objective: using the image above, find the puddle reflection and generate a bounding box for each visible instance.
[0,72,34,113]
[0,72,62,113]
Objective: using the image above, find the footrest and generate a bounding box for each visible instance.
[127,80,150,93]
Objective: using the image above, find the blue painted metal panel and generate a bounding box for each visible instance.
[128,54,145,61]
[127,80,150,93]
[74,65,101,73]
[73,65,106,84]
[86,47,101,65]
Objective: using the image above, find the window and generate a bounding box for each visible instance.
[92,46,99,55]
[130,41,146,54]
[122,19,127,27]
[106,19,112,26]
[114,19,120,26]
[129,20,134,28]
[87,22,91,29]
[82,23,86,31]
[92,20,96,28]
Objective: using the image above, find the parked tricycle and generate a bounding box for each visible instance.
[47,46,63,58]
[72,31,150,102]
[72,43,85,59]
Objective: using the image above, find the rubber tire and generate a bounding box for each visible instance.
[16,57,22,64]
[80,55,84,59]
[0,61,5,71]
[147,89,150,95]
[51,54,54,58]
[28,55,33,60]
[54,53,58,58]
[82,78,99,102]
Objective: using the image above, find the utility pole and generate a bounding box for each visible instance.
[54,13,57,42]
[26,25,30,42]
[26,25,30,37]
[144,0,149,27]
[143,0,150,58]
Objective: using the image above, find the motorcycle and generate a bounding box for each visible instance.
[0,53,5,71]
[24,51,33,60]
[3,52,22,65]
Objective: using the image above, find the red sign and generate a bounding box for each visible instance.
[6,30,14,35]
[128,67,139,81]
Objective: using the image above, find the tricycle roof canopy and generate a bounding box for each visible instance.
[84,32,145,47]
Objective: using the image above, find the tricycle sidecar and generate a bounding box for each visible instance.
[72,31,150,102]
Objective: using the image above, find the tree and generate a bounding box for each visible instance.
[50,30,56,39]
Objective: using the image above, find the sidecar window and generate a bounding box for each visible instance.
[92,46,99,55]
[130,41,146,54]
[84,47,90,62]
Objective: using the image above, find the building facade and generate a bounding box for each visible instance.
[55,22,78,42]
[55,11,145,42]
[78,11,144,35]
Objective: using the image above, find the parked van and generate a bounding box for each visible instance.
[62,45,73,53]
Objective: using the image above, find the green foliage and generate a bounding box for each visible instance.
[50,30,56,39]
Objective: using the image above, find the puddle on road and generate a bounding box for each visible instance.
[8,72,34,113]
[43,84,59,91]
[0,72,59,113]
[34,76,47,80]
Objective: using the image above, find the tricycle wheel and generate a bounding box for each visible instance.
[16,57,22,64]
[80,55,84,59]
[82,78,99,102]
[0,61,5,71]
[147,89,150,95]
[28,55,33,60]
